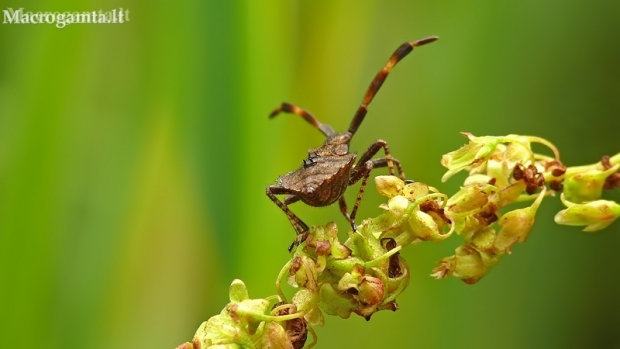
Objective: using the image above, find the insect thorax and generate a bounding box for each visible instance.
[279,153,356,207]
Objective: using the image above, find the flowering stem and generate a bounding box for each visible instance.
[276,258,293,303]
[178,134,619,349]
[364,244,402,268]
[563,151,620,177]
[526,135,561,160]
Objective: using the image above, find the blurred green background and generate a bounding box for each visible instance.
[1,1,619,348]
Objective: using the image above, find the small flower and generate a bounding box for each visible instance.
[408,207,451,241]
[228,297,271,336]
[375,175,432,202]
[317,283,357,319]
[494,186,546,253]
[555,194,620,232]
[445,183,500,237]
[291,289,323,326]
[382,195,410,219]
[431,245,501,284]
[497,180,527,207]
[488,142,537,188]
[191,280,285,348]
[272,302,309,349]
[441,133,502,182]
[304,222,351,272]
[357,275,385,306]
[228,278,250,302]
[469,226,496,253]
[446,183,498,214]
[258,321,296,349]
[287,255,318,292]
[563,163,620,203]
[375,175,405,198]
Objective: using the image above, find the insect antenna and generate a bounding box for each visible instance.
[347,36,438,137]
[269,102,336,137]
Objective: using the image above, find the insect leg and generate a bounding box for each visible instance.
[355,139,406,180]
[338,196,354,229]
[266,185,309,239]
[344,140,407,230]
[284,195,301,205]
[369,157,406,180]
[346,160,374,230]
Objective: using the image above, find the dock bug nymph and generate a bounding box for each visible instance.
[267,36,438,250]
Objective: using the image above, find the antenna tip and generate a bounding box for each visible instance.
[417,36,439,46]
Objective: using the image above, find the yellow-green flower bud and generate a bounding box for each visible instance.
[375,175,405,198]
[555,194,620,232]
[463,173,493,186]
[258,321,294,349]
[229,298,272,335]
[431,245,501,284]
[494,186,546,253]
[337,264,365,294]
[288,255,318,292]
[563,163,620,203]
[469,226,496,253]
[357,275,385,306]
[318,283,356,319]
[446,183,498,214]
[441,133,502,182]
[408,209,450,241]
[431,246,484,282]
[196,312,241,347]
[291,289,323,326]
[386,195,410,219]
[402,182,431,201]
[229,278,250,303]
[497,180,527,207]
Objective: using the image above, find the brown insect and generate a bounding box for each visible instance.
[267,36,438,250]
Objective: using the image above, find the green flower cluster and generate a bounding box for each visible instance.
[283,178,455,322]
[176,279,309,349]
[435,133,620,283]
[178,178,454,348]
[178,133,619,348]
[555,155,620,231]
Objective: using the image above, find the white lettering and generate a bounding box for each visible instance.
[21,11,31,23]
[75,12,90,23]
[2,7,131,27]
[95,10,105,23]
[30,13,39,24]
[2,7,22,24]
[56,13,65,28]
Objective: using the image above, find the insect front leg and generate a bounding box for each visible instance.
[338,196,354,229]
[346,160,374,230]
[369,157,406,180]
[345,141,407,231]
[266,185,310,251]
[355,139,406,180]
